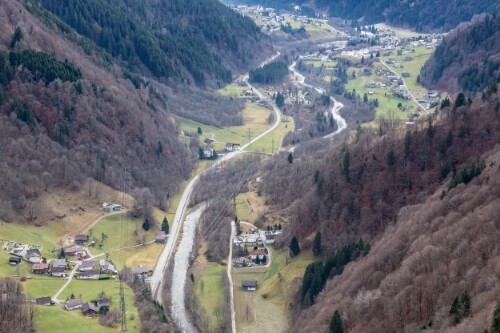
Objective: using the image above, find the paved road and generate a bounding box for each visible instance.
[150,53,283,329]
[227,221,237,333]
[288,61,347,149]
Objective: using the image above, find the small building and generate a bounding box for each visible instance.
[64,298,84,311]
[132,266,149,278]
[242,280,258,291]
[156,231,168,243]
[74,234,88,244]
[265,234,276,244]
[32,263,49,274]
[97,297,111,309]
[224,143,241,152]
[8,257,21,265]
[82,302,100,316]
[24,248,42,263]
[35,296,54,306]
[103,203,123,212]
[203,148,215,159]
[50,266,65,277]
[99,260,116,274]
[402,72,411,78]
[75,269,100,280]
[51,259,67,269]
[250,249,266,261]
[78,259,96,272]
[64,246,85,257]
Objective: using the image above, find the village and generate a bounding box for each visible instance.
[3,201,165,319]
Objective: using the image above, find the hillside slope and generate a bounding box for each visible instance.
[420,14,500,94]
[238,0,498,32]
[0,0,193,222]
[34,0,270,86]
[292,144,500,332]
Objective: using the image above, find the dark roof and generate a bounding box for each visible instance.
[79,260,96,268]
[26,248,41,256]
[76,269,100,277]
[51,259,67,268]
[242,280,258,288]
[65,298,83,309]
[82,302,100,314]
[32,263,49,270]
[97,298,111,307]
[265,234,276,240]
[51,266,65,273]
[132,266,148,275]
[35,296,52,305]
[75,234,88,241]
[9,257,21,262]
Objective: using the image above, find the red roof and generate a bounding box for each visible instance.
[251,250,266,255]
[32,263,49,270]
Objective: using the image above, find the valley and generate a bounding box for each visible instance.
[0,1,498,333]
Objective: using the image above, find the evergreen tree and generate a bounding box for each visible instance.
[492,297,500,333]
[290,236,300,257]
[10,27,23,48]
[142,218,150,231]
[313,231,322,256]
[59,247,65,259]
[287,152,294,164]
[161,216,169,234]
[197,127,203,135]
[329,310,344,333]
[342,148,350,182]
[276,92,285,108]
[461,291,471,317]
[454,92,466,109]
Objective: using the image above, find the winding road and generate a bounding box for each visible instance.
[288,61,347,149]
[149,53,283,332]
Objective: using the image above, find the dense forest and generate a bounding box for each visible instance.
[237,0,498,32]
[249,60,289,84]
[420,14,500,94]
[31,0,268,86]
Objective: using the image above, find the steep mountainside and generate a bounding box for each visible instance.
[236,0,498,32]
[420,14,500,94]
[0,0,266,223]
[32,0,270,86]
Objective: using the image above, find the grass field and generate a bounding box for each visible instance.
[35,306,123,333]
[235,193,259,224]
[193,263,226,330]
[218,83,247,97]
[344,70,415,121]
[232,249,314,332]
[383,45,435,99]
[176,102,292,153]
[246,115,294,153]
[304,60,337,69]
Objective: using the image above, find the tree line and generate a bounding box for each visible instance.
[249,60,289,85]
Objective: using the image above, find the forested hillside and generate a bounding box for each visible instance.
[420,14,500,94]
[31,0,269,86]
[237,0,498,32]
[258,81,500,330]
[0,0,194,222]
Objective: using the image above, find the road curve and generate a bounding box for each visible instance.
[288,61,347,144]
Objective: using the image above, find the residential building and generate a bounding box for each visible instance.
[75,269,100,280]
[74,234,88,244]
[78,259,96,272]
[35,297,53,306]
[50,266,65,277]
[82,302,100,316]
[242,280,258,291]
[132,266,149,278]
[8,257,21,265]
[32,263,49,274]
[156,231,168,243]
[51,258,67,269]
[24,248,42,263]
[64,298,84,311]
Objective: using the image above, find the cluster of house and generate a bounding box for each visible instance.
[74,258,117,280]
[102,203,123,213]
[232,229,280,268]
[34,296,111,317]
[417,90,440,110]
[201,142,241,160]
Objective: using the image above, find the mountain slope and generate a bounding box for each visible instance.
[0,0,194,222]
[238,0,498,32]
[420,14,500,94]
[32,0,270,86]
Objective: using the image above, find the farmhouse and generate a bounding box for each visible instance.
[99,260,116,274]
[75,269,100,280]
[156,231,168,243]
[51,258,67,269]
[32,263,49,274]
[265,234,276,244]
[8,257,21,265]
[250,249,267,261]
[64,246,85,257]
[50,266,65,277]
[78,259,96,272]
[74,234,88,244]
[35,297,53,306]
[82,302,100,316]
[24,248,42,263]
[132,266,149,278]
[224,143,240,152]
[242,280,258,291]
[64,298,84,311]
